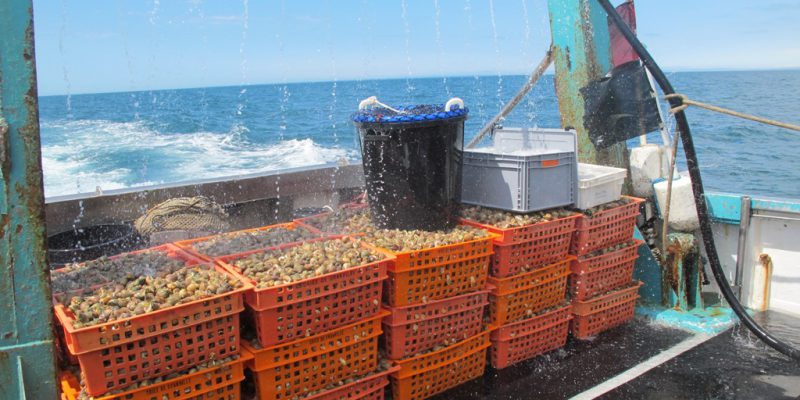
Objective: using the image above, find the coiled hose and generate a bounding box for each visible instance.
[597,0,800,361]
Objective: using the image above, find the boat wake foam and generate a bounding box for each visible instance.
[41,119,355,197]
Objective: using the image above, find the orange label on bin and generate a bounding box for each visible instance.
[541,159,560,167]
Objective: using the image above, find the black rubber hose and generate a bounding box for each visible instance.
[597,0,800,361]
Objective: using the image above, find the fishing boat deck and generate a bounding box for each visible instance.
[436,310,800,400]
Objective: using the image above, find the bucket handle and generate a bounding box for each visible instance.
[360,96,464,113]
[445,97,464,112]
[358,96,403,114]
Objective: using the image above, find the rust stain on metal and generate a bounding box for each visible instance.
[0,214,8,239]
[17,22,49,262]
[663,234,697,308]
[578,3,604,80]
[758,253,773,311]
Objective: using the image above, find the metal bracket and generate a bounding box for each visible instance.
[734,196,752,299]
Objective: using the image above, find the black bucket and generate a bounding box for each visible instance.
[353,99,468,231]
[48,224,142,267]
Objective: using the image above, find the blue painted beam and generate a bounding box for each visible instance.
[704,192,800,225]
[547,0,628,169]
[705,193,742,224]
[0,0,58,398]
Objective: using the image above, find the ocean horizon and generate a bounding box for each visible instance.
[39,70,800,199]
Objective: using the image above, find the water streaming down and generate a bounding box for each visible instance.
[487,0,505,109]
[326,0,341,194]
[58,0,72,116]
[237,0,249,119]
[274,0,290,218]
[433,0,452,98]
[400,0,416,101]
[520,0,541,125]
[188,1,211,131]
[462,0,488,129]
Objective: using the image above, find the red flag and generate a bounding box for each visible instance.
[608,1,639,67]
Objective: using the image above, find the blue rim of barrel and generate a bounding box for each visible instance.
[352,103,469,124]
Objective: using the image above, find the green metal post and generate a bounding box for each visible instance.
[546,0,630,168]
[0,0,58,398]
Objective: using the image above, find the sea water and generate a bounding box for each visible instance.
[38,70,800,199]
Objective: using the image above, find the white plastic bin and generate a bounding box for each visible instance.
[461,128,578,213]
[576,163,627,209]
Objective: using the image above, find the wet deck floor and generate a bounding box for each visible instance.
[436,311,800,400]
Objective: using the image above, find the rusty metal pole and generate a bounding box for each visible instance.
[546,0,630,169]
[0,0,58,398]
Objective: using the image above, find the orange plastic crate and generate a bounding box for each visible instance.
[390,330,490,400]
[571,196,644,256]
[302,366,400,400]
[570,240,642,301]
[487,258,571,326]
[489,304,572,369]
[174,221,320,261]
[54,248,250,396]
[572,281,643,340]
[216,238,392,347]
[244,311,386,400]
[59,355,247,400]
[461,215,578,278]
[379,233,496,307]
[460,213,579,246]
[382,291,488,360]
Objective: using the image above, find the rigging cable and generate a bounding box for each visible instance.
[597,0,800,361]
[664,93,800,132]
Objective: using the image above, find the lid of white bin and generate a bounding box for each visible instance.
[466,146,566,157]
[578,163,628,188]
[492,127,576,153]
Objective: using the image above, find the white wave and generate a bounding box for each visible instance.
[41,119,355,197]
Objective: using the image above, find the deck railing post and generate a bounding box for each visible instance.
[546,0,630,169]
[0,0,58,398]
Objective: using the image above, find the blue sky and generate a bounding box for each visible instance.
[33,0,800,96]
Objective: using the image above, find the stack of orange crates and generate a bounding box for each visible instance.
[378,234,495,400]
[53,244,251,399]
[59,354,250,400]
[297,203,495,400]
[462,210,579,369]
[569,196,645,340]
[209,230,394,400]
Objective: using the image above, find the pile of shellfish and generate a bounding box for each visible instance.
[233,237,385,288]
[51,251,185,298]
[67,266,242,328]
[189,226,317,256]
[303,207,374,235]
[580,198,630,216]
[460,205,576,228]
[363,226,489,253]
